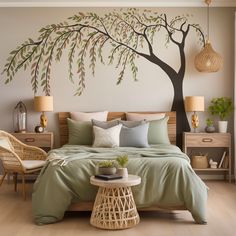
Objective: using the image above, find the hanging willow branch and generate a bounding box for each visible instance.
[2,8,205,95]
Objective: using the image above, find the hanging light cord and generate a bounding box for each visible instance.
[206,0,211,42]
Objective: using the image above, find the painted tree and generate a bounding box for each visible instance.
[2,8,205,147]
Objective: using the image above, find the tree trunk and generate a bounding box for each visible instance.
[171,75,190,149]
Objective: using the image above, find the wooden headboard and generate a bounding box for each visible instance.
[58,111,176,146]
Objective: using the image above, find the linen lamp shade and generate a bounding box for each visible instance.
[34,96,53,112]
[185,96,205,112]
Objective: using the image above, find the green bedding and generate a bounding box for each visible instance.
[32,144,208,225]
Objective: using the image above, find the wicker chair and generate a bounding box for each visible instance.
[0,130,47,200]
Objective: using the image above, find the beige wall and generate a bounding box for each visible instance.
[0,7,235,147]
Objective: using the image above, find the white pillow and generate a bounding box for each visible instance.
[126,112,165,121]
[0,137,13,151]
[93,124,122,148]
[70,111,108,121]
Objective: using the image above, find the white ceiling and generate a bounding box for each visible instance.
[0,0,235,7]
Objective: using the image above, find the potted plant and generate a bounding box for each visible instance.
[98,160,116,175]
[205,118,215,133]
[116,155,129,178]
[208,97,233,133]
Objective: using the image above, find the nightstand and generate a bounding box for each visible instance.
[11,132,53,152]
[183,132,231,182]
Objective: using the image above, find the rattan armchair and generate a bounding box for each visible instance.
[0,130,47,200]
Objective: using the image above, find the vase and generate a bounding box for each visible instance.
[98,167,116,175]
[218,121,228,133]
[116,168,128,178]
[205,125,215,133]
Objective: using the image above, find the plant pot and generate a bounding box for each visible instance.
[205,125,215,133]
[98,167,116,175]
[116,168,128,178]
[218,121,228,133]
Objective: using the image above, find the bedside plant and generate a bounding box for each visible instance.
[205,118,215,133]
[208,97,233,133]
[116,155,129,178]
[98,160,116,175]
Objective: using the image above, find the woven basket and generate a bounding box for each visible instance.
[191,155,208,169]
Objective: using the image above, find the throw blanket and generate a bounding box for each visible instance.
[32,144,208,225]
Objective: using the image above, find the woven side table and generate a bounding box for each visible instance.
[90,175,141,230]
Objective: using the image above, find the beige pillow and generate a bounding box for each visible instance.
[70,111,108,121]
[126,112,165,121]
[93,124,122,148]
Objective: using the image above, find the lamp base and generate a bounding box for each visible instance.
[191,112,199,132]
[40,112,48,129]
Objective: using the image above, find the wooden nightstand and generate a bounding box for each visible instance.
[183,132,231,182]
[11,132,53,152]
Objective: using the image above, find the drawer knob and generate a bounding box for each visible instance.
[202,138,213,142]
[24,138,35,142]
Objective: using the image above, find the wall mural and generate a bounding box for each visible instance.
[2,8,205,147]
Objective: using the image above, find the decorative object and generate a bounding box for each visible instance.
[2,9,207,148]
[34,96,53,130]
[191,154,208,169]
[205,118,215,133]
[194,0,223,72]
[116,155,129,178]
[208,97,233,133]
[13,101,27,133]
[185,96,205,132]
[0,130,47,200]
[35,125,44,133]
[98,160,116,175]
[209,159,217,169]
[90,175,141,229]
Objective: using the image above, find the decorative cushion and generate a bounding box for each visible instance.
[0,137,13,151]
[148,116,170,144]
[93,124,122,148]
[22,160,46,170]
[120,123,150,148]
[119,120,145,128]
[126,112,165,121]
[92,119,119,129]
[70,111,108,121]
[67,118,93,145]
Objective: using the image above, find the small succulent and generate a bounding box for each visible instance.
[116,155,129,168]
[98,160,115,168]
[206,118,213,127]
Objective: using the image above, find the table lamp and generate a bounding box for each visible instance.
[185,96,204,132]
[34,96,53,130]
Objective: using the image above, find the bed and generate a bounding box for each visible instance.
[32,111,208,225]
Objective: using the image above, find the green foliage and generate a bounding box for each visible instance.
[208,97,233,121]
[116,155,129,168]
[98,160,115,168]
[2,9,205,95]
[206,118,213,127]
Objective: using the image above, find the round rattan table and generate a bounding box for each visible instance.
[90,175,141,230]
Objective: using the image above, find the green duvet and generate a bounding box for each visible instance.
[32,144,208,225]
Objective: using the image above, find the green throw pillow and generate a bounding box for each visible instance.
[67,118,93,145]
[148,116,170,144]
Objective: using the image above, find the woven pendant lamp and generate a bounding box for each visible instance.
[194,0,222,72]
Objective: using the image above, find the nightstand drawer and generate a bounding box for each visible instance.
[12,132,53,149]
[184,133,230,147]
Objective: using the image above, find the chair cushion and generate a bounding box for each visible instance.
[22,160,46,170]
[0,137,13,151]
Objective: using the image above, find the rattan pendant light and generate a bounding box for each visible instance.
[194,0,222,72]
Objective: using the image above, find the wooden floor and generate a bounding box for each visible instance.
[0,180,236,236]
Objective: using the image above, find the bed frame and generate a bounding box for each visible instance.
[58,111,185,211]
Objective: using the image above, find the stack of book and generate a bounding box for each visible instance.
[95,174,123,181]
[218,151,229,169]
